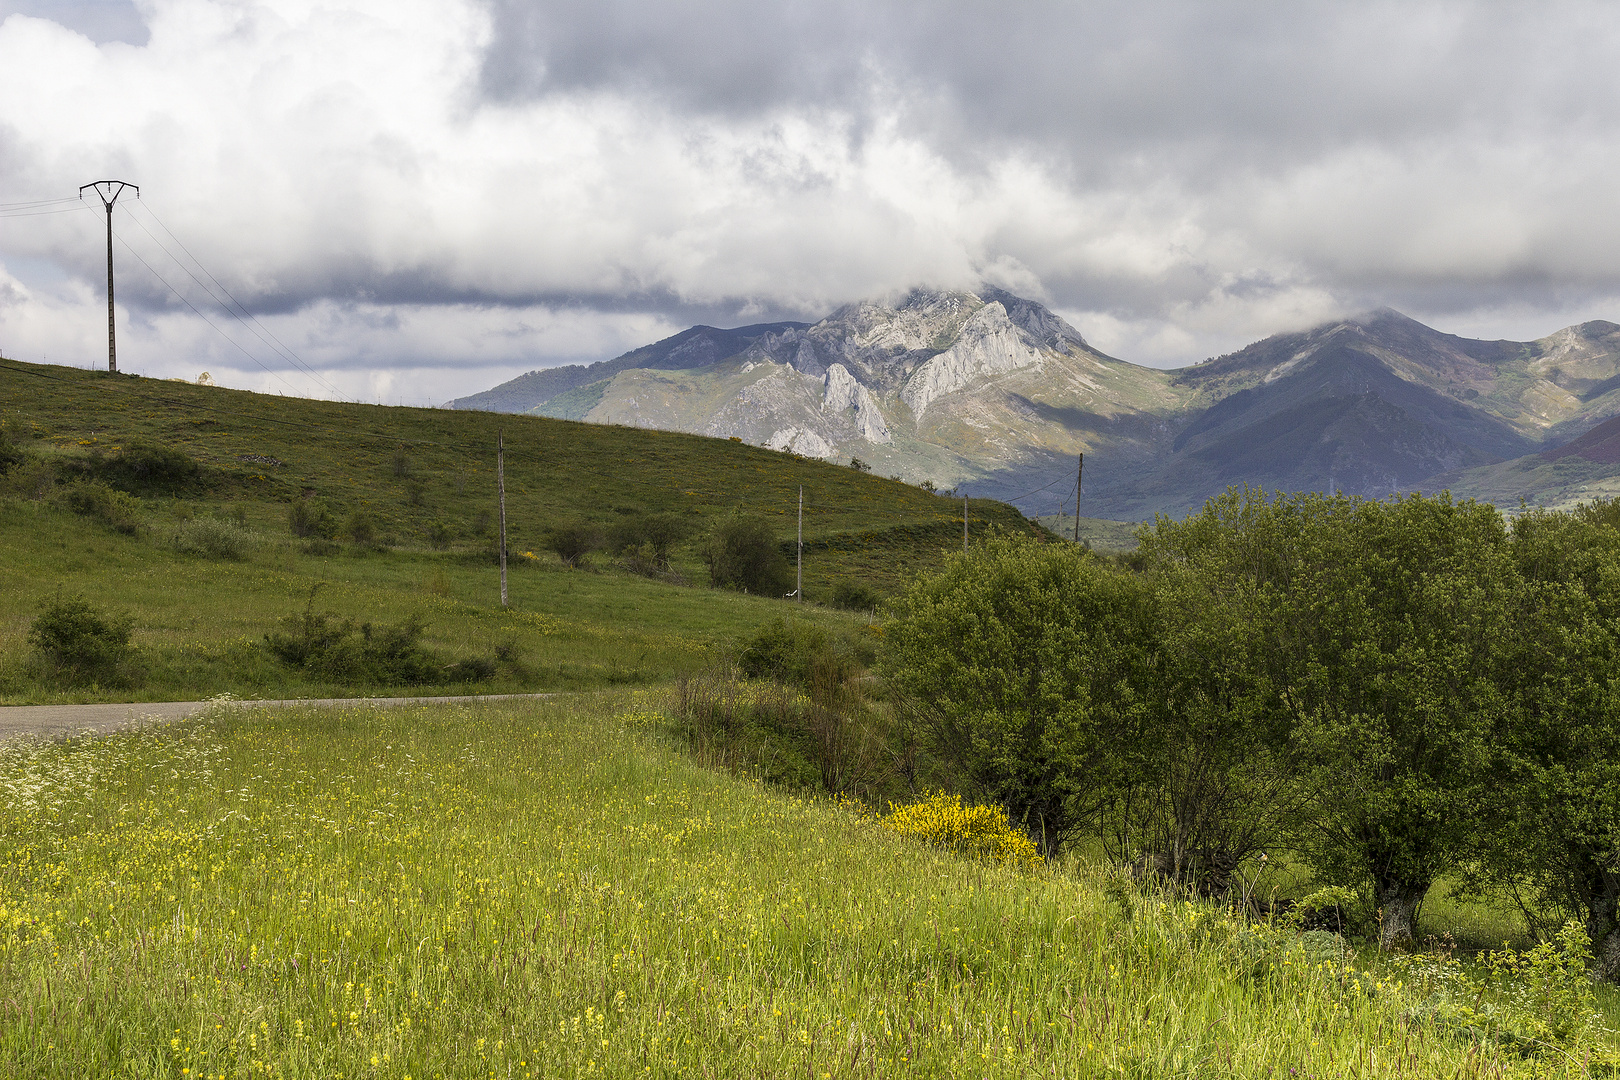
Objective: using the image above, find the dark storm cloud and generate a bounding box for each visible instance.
[479,0,1620,171]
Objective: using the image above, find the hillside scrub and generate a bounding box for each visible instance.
[0,696,1613,1077]
[170,515,261,560]
[86,438,202,494]
[26,594,141,687]
[608,511,692,571]
[543,517,603,569]
[883,491,1620,965]
[56,479,142,534]
[705,514,793,596]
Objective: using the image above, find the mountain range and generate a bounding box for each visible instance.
[449,290,1620,519]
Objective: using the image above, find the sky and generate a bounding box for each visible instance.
[4,0,1620,405]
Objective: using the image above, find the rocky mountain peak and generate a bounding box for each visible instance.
[736,287,1090,406]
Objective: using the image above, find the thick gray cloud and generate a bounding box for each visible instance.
[2,0,1620,404]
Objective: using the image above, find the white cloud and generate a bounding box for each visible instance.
[2,0,1620,394]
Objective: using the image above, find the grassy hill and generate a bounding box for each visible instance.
[0,358,1042,703]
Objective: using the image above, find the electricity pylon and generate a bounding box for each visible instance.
[79,180,139,373]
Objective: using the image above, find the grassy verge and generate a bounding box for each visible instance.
[0,696,1611,1077]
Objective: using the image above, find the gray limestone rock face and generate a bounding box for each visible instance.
[901,302,1043,419]
[765,426,836,458]
[822,363,892,444]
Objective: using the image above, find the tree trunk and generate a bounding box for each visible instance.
[1374,875,1429,951]
[1586,876,1620,983]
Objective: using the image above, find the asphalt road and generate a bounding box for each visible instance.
[0,694,557,741]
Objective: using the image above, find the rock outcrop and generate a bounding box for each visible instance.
[900,301,1043,420]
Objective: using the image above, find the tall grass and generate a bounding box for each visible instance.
[0,696,1610,1077]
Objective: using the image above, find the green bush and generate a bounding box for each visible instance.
[96,439,200,494]
[346,509,379,547]
[27,594,140,686]
[738,617,829,686]
[544,518,602,568]
[172,516,260,560]
[0,425,24,474]
[830,579,882,611]
[263,609,442,684]
[288,499,338,539]
[705,516,791,595]
[58,480,142,534]
[609,512,692,570]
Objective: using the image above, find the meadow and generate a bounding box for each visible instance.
[1,695,1613,1079]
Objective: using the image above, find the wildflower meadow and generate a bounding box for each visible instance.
[1,695,1611,1078]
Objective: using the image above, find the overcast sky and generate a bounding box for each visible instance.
[4,0,1620,404]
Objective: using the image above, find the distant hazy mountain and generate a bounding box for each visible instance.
[451,294,1620,518]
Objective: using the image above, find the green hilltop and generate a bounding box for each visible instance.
[0,357,1043,703]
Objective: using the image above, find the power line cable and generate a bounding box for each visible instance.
[124,200,352,401]
[0,205,94,219]
[93,205,321,400]
[0,197,80,209]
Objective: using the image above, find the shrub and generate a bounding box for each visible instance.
[97,439,200,494]
[27,594,139,685]
[739,617,829,686]
[705,516,791,595]
[830,579,882,611]
[882,792,1043,870]
[58,480,142,534]
[263,608,442,684]
[544,519,602,568]
[287,499,337,539]
[0,425,24,474]
[346,509,379,547]
[427,519,453,549]
[444,656,498,682]
[609,512,692,570]
[172,516,259,560]
[621,541,687,582]
[391,444,411,478]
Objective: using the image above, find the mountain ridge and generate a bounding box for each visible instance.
[452,292,1620,518]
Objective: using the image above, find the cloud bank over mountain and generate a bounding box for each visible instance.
[3,0,1620,402]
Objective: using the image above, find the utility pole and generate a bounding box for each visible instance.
[964,495,969,555]
[1073,453,1084,544]
[79,180,138,373]
[497,430,508,607]
[796,486,803,603]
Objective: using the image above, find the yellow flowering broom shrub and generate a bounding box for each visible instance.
[882,791,1043,870]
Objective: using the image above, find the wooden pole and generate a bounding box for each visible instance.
[796,485,803,602]
[498,430,508,607]
[1074,453,1084,544]
[964,495,969,555]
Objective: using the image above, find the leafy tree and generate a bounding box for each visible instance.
[1180,489,1512,948]
[705,516,792,595]
[881,535,1155,856]
[1482,507,1620,980]
[1120,522,1301,897]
